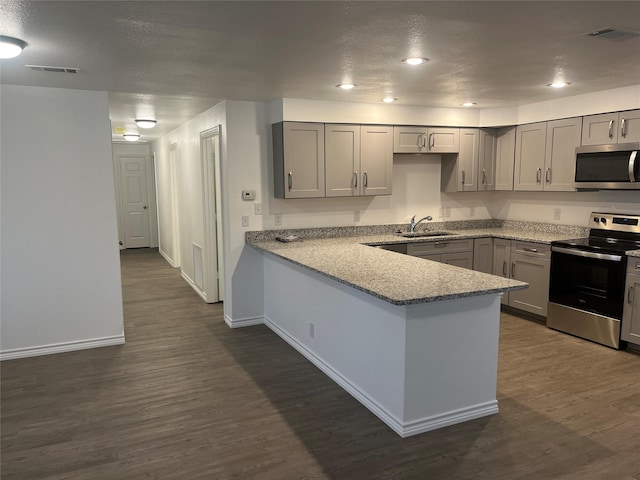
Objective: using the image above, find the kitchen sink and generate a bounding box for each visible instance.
[395,231,458,238]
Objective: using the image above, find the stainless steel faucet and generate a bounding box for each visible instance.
[410,215,433,233]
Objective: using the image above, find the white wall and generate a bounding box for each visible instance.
[1,85,124,358]
[153,101,227,283]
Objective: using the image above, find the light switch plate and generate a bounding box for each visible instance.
[241,216,249,227]
[242,190,256,201]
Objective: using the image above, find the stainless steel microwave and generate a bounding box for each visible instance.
[574,143,640,190]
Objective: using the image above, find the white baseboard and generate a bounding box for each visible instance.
[159,248,179,268]
[264,316,498,437]
[181,271,208,302]
[224,314,264,328]
[0,335,125,361]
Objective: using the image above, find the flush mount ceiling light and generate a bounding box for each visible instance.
[382,97,397,103]
[123,134,140,141]
[462,102,477,107]
[336,83,357,90]
[135,119,157,129]
[0,35,27,59]
[548,81,570,88]
[401,57,429,66]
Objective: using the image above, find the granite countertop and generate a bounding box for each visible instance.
[250,236,528,305]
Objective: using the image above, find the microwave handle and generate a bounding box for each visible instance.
[629,150,637,182]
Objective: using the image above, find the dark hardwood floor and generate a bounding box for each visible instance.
[2,248,639,479]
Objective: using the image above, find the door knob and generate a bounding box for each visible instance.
[143,205,148,209]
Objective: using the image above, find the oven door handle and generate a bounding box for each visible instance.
[551,246,623,262]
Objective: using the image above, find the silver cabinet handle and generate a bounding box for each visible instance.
[629,151,637,182]
[621,117,627,138]
[417,134,423,148]
[636,261,640,270]
[536,167,542,183]
[608,119,614,139]
[429,133,434,149]
[434,241,448,247]
[482,169,486,184]
[363,171,368,187]
[629,285,634,304]
[545,168,551,184]
[502,261,507,276]
[511,262,516,278]
[353,171,358,188]
[288,171,292,190]
[461,170,466,185]
[523,247,538,253]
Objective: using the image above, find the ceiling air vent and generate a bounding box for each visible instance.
[25,64,79,74]
[587,27,639,42]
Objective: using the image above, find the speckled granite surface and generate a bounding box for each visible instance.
[629,250,640,258]
[253,238,528,305]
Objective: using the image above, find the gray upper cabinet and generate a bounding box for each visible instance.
[543,117,582,191]
[360,125,393,196]
[621,259,640,345]
[495,127,516,191]
[441,128,478,192]
[325,124,361,197]
[478,128,497,191]
[273,122,325,199]
[581,109,640,145]
[325,124,393,197]
[514,122,548,191]
[393,126,459,153]
[393,126,429,153]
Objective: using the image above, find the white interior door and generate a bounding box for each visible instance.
[119,156,150,248]
[201,128,224,303]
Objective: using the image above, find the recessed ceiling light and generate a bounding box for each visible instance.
[336,83,356,90]
[401,57,429,66]
[135,119,157,129]
[382,97,397,103]
[462,102,477,107]
[0,35,27,59]
[548,81,570,88]
[123,134,140,141]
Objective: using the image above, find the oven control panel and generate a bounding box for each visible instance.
[589,212,640,233]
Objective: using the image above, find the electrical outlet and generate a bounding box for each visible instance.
[274,214,282,226]
[241,216,249,227]
[254,203,262,215]
[354,210,360,222]
[554,208,561,220]
[309,323,315,339]
[445,207,451,218]
[470,206,476,217]
[439,207,445,218]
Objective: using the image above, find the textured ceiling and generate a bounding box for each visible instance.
[1,1,639,142]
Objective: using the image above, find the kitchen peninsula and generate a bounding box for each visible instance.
[248,228,529,437]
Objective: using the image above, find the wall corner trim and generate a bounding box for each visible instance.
[224,315,264,328]
[0,335,125,361]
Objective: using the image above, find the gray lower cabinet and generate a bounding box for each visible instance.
[407,238,474,270]
[491,239,550,316]
[622,258,640,345]
[472,238,493,273]
[492,238,512,305]
[273,122,325,199]
[509,242,551,317]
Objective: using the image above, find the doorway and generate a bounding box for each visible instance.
[201,127,224,303]
[112,143,157,249]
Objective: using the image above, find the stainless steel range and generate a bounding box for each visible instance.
[548,212,640,349]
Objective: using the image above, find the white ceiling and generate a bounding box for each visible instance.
[2,1,640,142]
